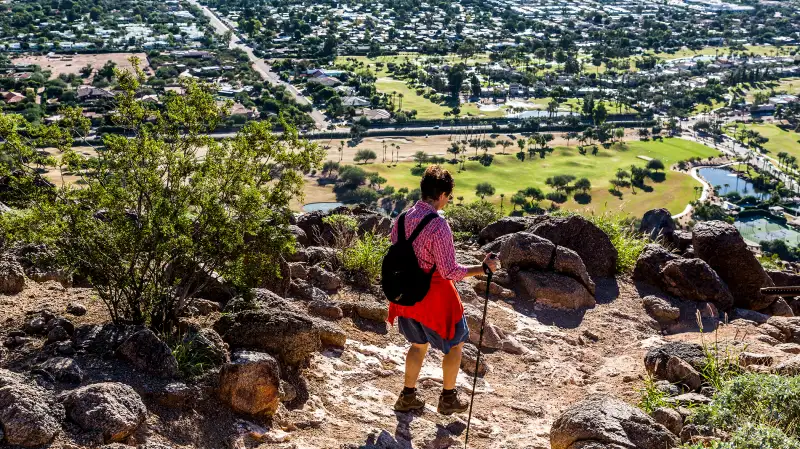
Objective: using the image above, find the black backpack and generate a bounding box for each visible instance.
[381,211,439,306]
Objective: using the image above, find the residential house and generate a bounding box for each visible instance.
[77,86,114,100]
[227,102,259,119]
[342,96,371,107]
[361,108,391,121]
[2,91,25,103]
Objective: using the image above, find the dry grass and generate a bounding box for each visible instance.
[13,53,152,80]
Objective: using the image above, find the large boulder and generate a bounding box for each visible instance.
[214,309,322,367]
[553,246,596,295]
[38,357,84,384]
[642,296,680,323]
[644,342,705,380]
[308,265,342,291]
[640,209,676,241]
[550,394,678,449]
[659,259,734,309]
[478,217,529,244]
[528,215,618,278]
[517,271,595,310]
[357,213,391,236]
[117,329,179,379]
[0,369,62,447]
[693,221,776,310]
[0,255,25,295]
[61,382,147,443]
[295,211,327,245]
[218,350,282,418]
[498,232,555,270]
[665,356,702,391]
[181,328,229,369]
[633,244,678,287]
[289,225,309,247]
[75,324,141,357]
[767,270,800,288]
[765,316,800,344]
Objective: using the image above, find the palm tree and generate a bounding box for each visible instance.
[338,140,345,163]
[398,93,404,111]
[499,193,505,214]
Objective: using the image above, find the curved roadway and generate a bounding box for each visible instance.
[189,0,328,129]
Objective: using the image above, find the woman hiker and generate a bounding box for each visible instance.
[388,165,498,415]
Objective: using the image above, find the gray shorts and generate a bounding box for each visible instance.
[397,315,470,354]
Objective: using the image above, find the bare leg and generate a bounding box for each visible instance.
[441,342,464,390]
[404,343,429,389]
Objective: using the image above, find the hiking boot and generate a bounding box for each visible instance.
[437,390,469,415]
[394,391,425,412]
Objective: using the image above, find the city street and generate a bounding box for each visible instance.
[188,0,329,129]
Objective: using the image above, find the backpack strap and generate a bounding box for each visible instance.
[408,213,440,245]
[396,212,408,242]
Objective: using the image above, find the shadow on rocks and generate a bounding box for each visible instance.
[352,315,389,335]
[594,277,621,305]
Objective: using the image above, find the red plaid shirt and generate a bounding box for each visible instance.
[387,201,467,340]
[389,201,469,281]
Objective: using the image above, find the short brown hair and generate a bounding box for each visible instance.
[420,165,454,200]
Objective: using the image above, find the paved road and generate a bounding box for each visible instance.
[189,0,328,129]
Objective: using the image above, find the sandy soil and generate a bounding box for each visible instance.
[313,130,641,164]
[13,53,152,80]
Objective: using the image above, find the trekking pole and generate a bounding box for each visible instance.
[464,253,496,448]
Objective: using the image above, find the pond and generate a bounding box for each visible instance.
[697,167,771,200]
[302,202,345,213]
[735,214,800,248]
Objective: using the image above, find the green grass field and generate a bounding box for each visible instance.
[653,44,786,60]
[727,122,800,161]
[367,138,719,217]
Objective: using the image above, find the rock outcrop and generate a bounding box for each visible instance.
[218,350,282,418]
[659,258,733,310]
[550,394,677,449]
[499,232,596,309]
[640,208,676,241]
[0,255,26,295]
[633,244,679,287]
[61,382,147,443]
[0,369,62,447]
[693,221,776,310]
[117,329,179,379]
[528,215,618,278]
[214,309,322,367]
[644,342,706,380]
[478,216,530,244]
[517,271,596,310]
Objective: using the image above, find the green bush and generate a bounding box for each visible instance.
[445,200,500,235]
[342,232,390,285]
[584,213,649,273]
[3,62,323,331]
[637,375,669,414]
[690,374,800,434]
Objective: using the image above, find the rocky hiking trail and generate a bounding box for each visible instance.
[3,208,800,448]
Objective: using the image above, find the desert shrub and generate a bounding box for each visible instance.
[322,214,358,250]
[637,375,669,414]
[584,213,649,273]
[3,61,323,331]
[445,200,500,235]
[342,232,390,284]
[164,331,223,378]
[687,374,800,448]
